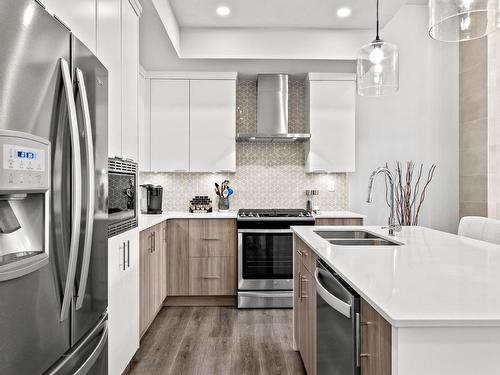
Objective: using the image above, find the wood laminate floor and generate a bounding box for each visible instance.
[130,307,306,375]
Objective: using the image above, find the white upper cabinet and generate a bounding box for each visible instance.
[121,0,140,161]
[305,73,356,173]
[189,80,236,172]
[97,0,122,158]
[44,0,96,53]
[150,79,190,172]
[138,69,150,170]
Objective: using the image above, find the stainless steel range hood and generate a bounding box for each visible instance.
[236,74,311,143]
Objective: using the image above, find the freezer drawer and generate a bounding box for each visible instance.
[44,313,108,375]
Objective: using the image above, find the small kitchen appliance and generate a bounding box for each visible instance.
[140,184,163,214]
[237,209,314,308]
[108,158,138,237]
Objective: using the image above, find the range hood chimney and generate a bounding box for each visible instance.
[236,74,311,143]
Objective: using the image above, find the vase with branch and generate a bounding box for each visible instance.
[384,161,436,226]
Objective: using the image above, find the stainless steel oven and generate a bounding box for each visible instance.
[237,209,314,308]
[107,158,137,237]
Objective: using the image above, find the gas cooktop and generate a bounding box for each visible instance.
[238,209,313,219]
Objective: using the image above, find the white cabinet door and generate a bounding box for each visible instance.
[121,0,139,161]
[108,229,140,375]
[305,80,355,173]
[150,79,190,172]
[138,71,150,170]
[44,0,96,53]
[97,0,122,158]
[189,80,236,172]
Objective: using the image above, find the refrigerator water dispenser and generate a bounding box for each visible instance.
[0,130,50,281]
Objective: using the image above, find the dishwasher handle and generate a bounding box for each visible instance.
[315,267,352,318]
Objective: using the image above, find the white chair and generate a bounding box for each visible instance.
[458,216,500,245]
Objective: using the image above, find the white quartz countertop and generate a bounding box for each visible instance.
[139,210,365,232]
[139,211,238,231]
[292,225,500,328]
[314,211,367,219]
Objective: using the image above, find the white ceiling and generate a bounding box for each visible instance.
[168,0,406,29]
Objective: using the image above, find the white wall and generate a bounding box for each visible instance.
[349,5,459,233]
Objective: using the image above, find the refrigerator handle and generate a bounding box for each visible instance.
[59,58,82,322]
[75,68,95,310]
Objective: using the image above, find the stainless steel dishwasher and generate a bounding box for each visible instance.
[315,260,360,375]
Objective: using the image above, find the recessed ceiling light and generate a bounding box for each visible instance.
[216,5,231,17]
[336,7,351,18]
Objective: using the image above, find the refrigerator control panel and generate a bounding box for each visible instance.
[0,131,49,191]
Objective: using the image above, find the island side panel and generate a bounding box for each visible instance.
[393,326,500,375]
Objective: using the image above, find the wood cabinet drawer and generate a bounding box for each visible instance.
[188,219,235,257]
[315,218,363,226]
[189,257,235,296]
[295,235,317,273]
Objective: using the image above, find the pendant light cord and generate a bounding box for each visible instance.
[376,0,380,41]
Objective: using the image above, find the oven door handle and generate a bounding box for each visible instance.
[237,229,294,234]
[238,291,292,298]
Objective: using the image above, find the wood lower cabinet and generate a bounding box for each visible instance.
[294,236,317,375]
[166,219,189,296]
[160,221,168,301]
[315,218,364,226]
[141,218,236,325]
[139,222,164,336]
[360,300,392,375]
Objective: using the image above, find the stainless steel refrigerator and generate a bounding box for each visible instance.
[0,0,109,374]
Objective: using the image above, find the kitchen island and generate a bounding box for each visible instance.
[292,225,500,375]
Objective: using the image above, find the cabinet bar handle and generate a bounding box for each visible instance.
[153,232,156,252]
[300,275,308,298]
[201,276,221,279]
[296,250,303,256]
[127,240,130,268]
[298,271,302,301]
[122,242,126,271]
[201,238,220,241]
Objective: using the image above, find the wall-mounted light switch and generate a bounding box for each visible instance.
[327,181,335,192]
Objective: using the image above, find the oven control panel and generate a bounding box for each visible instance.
[0,130,49,191]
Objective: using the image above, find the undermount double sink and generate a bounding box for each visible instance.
[315,230,401,246]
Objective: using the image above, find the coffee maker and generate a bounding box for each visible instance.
[140,184,163,214]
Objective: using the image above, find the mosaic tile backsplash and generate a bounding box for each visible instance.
[140,80,348,211]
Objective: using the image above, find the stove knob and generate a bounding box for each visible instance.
[248,212,254,217]
[298,212,304,217]
[240,213,246,217]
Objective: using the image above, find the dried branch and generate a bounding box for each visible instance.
[385,161,436,226]
[413,164,436,225]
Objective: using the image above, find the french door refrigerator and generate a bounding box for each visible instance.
[0,1,109,374]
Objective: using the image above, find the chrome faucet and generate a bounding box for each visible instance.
[366,167,401,236]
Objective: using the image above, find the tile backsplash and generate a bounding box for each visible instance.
[140,79,348,212]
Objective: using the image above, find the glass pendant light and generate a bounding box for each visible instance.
[356,0,399,97]
[429,0,500,42]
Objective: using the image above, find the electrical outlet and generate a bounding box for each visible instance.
[327,181,335,192]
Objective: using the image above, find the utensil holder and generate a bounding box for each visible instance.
[218,197,230,211]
